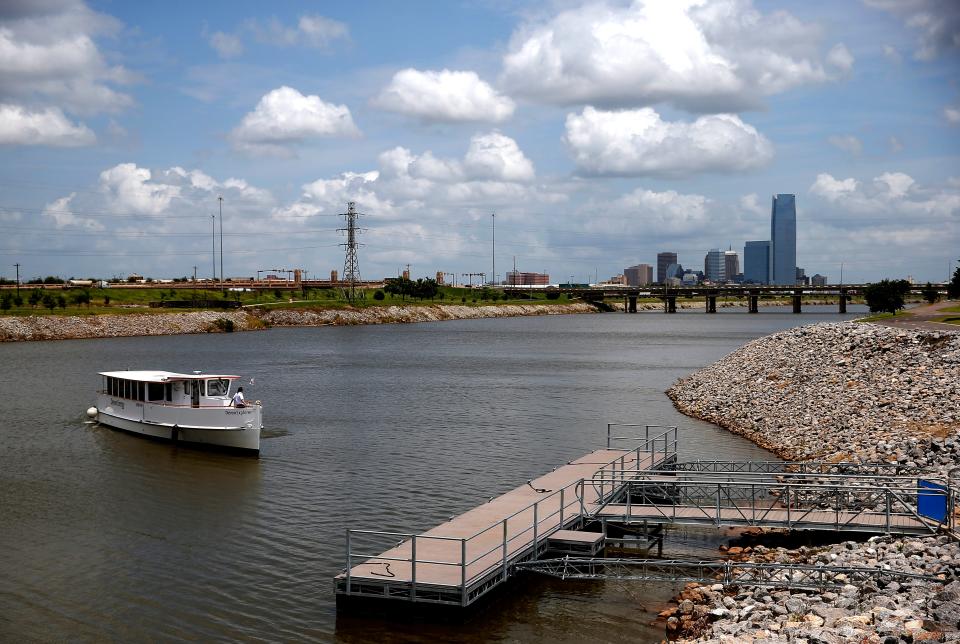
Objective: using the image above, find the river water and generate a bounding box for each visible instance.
[0,306,865,642]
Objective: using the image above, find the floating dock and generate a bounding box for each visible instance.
[334,424,954,608]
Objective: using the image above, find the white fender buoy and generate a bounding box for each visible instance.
[86,407,98,419]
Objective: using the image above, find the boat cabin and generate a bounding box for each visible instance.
[99,371,242,408]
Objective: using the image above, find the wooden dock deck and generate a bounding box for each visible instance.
[335,443,674,606]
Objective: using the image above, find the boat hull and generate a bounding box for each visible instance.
[95,394,261,453]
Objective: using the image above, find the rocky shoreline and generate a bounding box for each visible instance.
[0,302,598,342]
[664,321,960,642]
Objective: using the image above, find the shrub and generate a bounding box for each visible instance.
[13,295,22,307]
[42,294,56,311]
[29,289,42,307]
[373,290,385,300]
[213,318,235,332]
[545,291,561,300]
[864,279,910,313]
[0,293,11,312]
[103,296,111,306]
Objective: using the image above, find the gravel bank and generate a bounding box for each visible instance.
[664,321,960,642]
[0,302,597,342]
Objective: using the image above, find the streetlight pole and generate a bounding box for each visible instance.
[218,195,224,294]
[840,262,844,287]
[491,212,495,287]
[211,214,216,284]
[14,263,19,297]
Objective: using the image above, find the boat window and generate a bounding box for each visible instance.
[206,379,229,396]
[165,383,172,402]
[106,376,112,395]
[198,380,205,396]
[137,381,145,401]
[124,380,131,399]
[147,382,164,401]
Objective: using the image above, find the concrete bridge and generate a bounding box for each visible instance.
[503,283,947,314]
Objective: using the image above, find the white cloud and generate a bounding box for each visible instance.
[827,134,862,155]
[945,106,960,124]
[209,31,242,59]
[373,68,515,123]
[810,171,960,217]
[245,14,348,49]
[463,131,534,182]
[882,44,902,64]
[610,188,711,234]
[43,192,102,230]
[564,106,773,177]
[864,0,960,60]
[99,163,181,215]
[739,193,764,215]
[0,1,134,115]
[826,43,854,73]
[229,86,359,155]
[0,103,94,146]
[499,0,846,111]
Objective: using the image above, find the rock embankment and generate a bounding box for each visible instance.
[259,302,596,327]
[0,302,597,342]
[668,322,960,470]
[665,321,960,642]
[665,536,960,642]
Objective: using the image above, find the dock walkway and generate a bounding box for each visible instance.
[335,426,678,606]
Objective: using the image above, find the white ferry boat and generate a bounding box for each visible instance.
[92,371,263,453]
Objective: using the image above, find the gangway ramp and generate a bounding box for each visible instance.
[587,472,954,535]
[334,426,678,607]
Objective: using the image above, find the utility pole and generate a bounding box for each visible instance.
[14,263,19,296]
[339,201,364,301]
[491,212,495,286]
[193,266,197,303]
[211,215,216,284]
[218,196,224,294]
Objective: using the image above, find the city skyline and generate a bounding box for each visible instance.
[0,1,958,283]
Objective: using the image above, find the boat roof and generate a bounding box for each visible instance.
[99,370,241,382]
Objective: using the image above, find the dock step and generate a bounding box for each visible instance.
[546,530,605,556]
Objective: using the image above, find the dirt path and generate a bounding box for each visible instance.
[871,299,959,332]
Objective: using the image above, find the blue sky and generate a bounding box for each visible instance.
[1,0,958,283]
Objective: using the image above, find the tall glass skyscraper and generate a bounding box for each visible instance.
[744,240,772,284]
[657,252,677,284]
[704,248,724,282]
[771,194,796,285]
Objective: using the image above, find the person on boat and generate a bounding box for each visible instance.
[231,387,246,408]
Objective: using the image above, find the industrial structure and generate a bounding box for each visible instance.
[339,202,364,300]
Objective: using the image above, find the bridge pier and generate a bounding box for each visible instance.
[793,291,802,314]
[663,296,677,313]
[628,296,637,313]
[705,294,717,314]
[748,293,759,313]
[839,289,847,314]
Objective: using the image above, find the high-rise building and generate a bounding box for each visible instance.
[724,250,739,283]
[624,264,653,286]
[743,241,772,284]
[657,252,677,284]
[795,267,809,286]
[771,194,797,285]
[704,249,724,283]
[811,273,827,287]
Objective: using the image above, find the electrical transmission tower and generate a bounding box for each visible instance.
[338,201,364,301]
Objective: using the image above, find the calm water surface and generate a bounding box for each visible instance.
[0,306,865,642]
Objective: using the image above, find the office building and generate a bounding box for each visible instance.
[657,252,677,284]
[724,250,739,283]
[704,249,724,283]
[743,240,772,284]
[771,194,797,285]
[795,267,808,286]
[506,271,550,285]
[811,274,827,287]
[624,264,653,286]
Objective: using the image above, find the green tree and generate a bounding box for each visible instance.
[57,295,67,309]
[72,290,91,307]
[863,279,910,313]
[13,294,23,307]
[948,265,960,300]
[29,289,42,307]
[373,290,385,301]
[921,282,940,304]
[42,294,56,312]
[0,293,11,312]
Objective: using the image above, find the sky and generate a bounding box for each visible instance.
[0,0,958,284]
